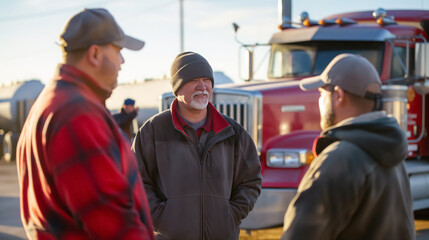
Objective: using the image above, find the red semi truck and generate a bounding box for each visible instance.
[161,5,429,229]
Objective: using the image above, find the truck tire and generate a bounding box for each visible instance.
[3,132,18,162]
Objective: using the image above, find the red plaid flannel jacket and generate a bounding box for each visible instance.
[16,64,154,240]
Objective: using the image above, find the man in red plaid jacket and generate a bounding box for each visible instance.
[16,8,154,240]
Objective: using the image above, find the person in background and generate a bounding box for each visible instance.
[114,98,139,141]
[16,8,154,240]
[281,53,415,240]
[132,51,262,240]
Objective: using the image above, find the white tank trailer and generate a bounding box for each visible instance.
[0,80,45,161]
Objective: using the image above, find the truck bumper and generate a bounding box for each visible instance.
[240,188,297,229]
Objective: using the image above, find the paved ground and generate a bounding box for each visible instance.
[1,160,429,240]
[0,161,26,240]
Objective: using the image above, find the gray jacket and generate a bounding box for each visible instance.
[282,111,415,240]
[133,102,262,240]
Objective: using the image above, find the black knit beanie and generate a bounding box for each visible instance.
[170,51,214,96]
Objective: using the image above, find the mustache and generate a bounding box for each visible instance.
[192,90,209,97]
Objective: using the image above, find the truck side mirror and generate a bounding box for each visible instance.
[231,22,254,81]
[415,42,429,95]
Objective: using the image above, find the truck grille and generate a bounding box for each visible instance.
[160,88,262,151]
[214,103,248,129]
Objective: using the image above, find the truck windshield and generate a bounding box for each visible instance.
[268,41,384,79]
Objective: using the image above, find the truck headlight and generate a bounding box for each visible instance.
[267,149,314,168]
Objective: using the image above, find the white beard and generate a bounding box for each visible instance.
[190,90,209,110]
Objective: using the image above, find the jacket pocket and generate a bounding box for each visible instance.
[152,200,167,230]
[203,197,240,239]
[156,197,201,240]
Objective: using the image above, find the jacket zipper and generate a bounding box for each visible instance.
[182,132,205,240]
[182,129,233,240]
[199,142,206,240]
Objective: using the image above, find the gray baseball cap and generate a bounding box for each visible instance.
[60,8,144,52]
[299,53,381,97]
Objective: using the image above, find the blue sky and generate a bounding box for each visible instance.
[0,0,427,86]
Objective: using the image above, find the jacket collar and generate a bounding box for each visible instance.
[170,99,230,136]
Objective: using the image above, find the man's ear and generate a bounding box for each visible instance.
[334,86,347,107]
[87,45,102,67]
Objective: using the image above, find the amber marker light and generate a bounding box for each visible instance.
[303,19,311,27]
[336,18,343,25]
[306,152,315,165]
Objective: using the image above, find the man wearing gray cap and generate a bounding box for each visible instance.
[16,8,154,239]
[281,53,414,239]
[132,51,262,239]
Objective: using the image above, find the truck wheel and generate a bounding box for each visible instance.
[3,132,18,162]
[0,131,4,160]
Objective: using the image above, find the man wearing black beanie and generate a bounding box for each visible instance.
[132,51,262,239]
[170,51,214,96]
